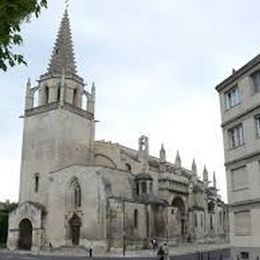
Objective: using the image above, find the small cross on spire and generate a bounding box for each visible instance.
[65,0,69,10]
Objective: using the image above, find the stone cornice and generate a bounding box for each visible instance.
[24,101,94,120]
[215,53,260,92]
[221,103,260,128]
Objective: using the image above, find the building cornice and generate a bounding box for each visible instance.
[221,104,260,128]
[215,53,260,92]
[225,151,260,167]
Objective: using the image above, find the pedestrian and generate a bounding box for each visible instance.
[89,243,93,257]
[163,243,169,260]
[49,242,53,252]
[151,238,157,250]
[150,239,154,250]
[157,245,164,260]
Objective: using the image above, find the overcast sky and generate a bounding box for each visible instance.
[2,0,260,202]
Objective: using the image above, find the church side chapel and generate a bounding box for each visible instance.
[7,9,229,252]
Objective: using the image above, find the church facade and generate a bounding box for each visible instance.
[7,10,228,252]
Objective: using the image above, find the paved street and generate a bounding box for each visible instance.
[0,248,230,260]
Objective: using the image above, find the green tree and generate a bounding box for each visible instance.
[0,0,47,71]
[0,202,17,247]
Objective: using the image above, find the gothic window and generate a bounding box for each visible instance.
[134,209,138,229]
[201,213,203,227]
[73,88,78,106]
[136,183,139,196]
[44,86,49,104]
[138,135,148,153]
[149,182,153,193]
[210,215,213,230]
[228,124,244,148]
[146,211,149,237]
[141,182,147,194]
[194,213,198,227]
[208,202,215,214]
[74,184,81,208]
[70,178,82,209]
[57,86,61,101]
[34,173,40,193]
[225,86,240,109]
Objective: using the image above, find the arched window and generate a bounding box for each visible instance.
[74,183,81,208]
[194,213,198,227]
[210,215,213,230]
[44,86,49,104]
[208,201,215,214]
[134,209,138,229]
[146,211,149,237]
[74,184,81,207]
[136,183,139,196]
[57,86,61,101]
[69,178,81,209]
[35,174,39,193]
[73,88,78,106]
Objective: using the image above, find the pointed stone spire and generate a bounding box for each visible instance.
[25,78,33,110]
[26,78,31,89]
[175,150,181,168]
[91,82,96,95]
[47,9,77,77]
[213,171,216,189]
[191,158,197,176]
[87,82,96,114]
[203,165,208,186]
[160,144,166,163]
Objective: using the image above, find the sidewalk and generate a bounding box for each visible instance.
[117,243,230,257]
[0,243,230,257]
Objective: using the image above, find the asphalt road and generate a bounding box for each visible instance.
[0,248,231,260]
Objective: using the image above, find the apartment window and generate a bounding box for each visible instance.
[228,124,244,148]
[251,70,260,93]
[231,166,248,191]
[234,210,251,236]
[225,86,240,109]
[255,115,260,137]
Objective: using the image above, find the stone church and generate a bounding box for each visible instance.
[7,10,228,252]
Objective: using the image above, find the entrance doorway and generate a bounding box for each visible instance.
[172,197,186,240]
[69,213,81,246]
[18,218,32,250]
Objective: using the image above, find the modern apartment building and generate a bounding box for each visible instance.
[216,55,260,259]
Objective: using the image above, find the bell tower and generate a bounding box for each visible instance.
[19,10,95,205]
